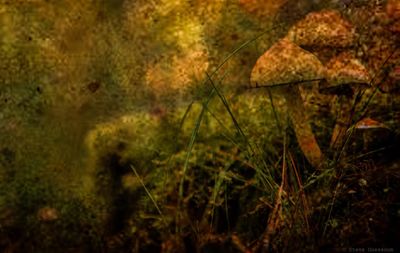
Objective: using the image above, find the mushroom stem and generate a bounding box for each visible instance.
[330,95,354,150]
[249,38,326,168]
[284,86,324,168]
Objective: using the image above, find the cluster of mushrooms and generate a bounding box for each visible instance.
[250,10,373,168]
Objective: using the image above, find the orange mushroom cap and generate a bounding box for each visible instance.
[287,10,355,48]
[250,38,325,88]
[355,117,388,129]
[319,52,371,95]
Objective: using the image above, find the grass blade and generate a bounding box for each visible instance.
[130,165,167,227]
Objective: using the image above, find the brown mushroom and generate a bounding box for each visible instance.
[250,38,325,168]
[351,117,391,154]
[286,9,356,63]
[354,117,388,130]
[319,52,371,150]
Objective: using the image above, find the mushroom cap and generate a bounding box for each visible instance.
[287,10,355,48]
[250,38,325,89]
[354,117,388,130]
[319,52,371,95]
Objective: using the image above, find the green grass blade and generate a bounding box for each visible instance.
[130,165,167,227]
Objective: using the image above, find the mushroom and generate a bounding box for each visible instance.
[319,52,371,150]
[354,117,388,130]
[286,9,356,63]
[250,38,325,168]
[350,117,391,154]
